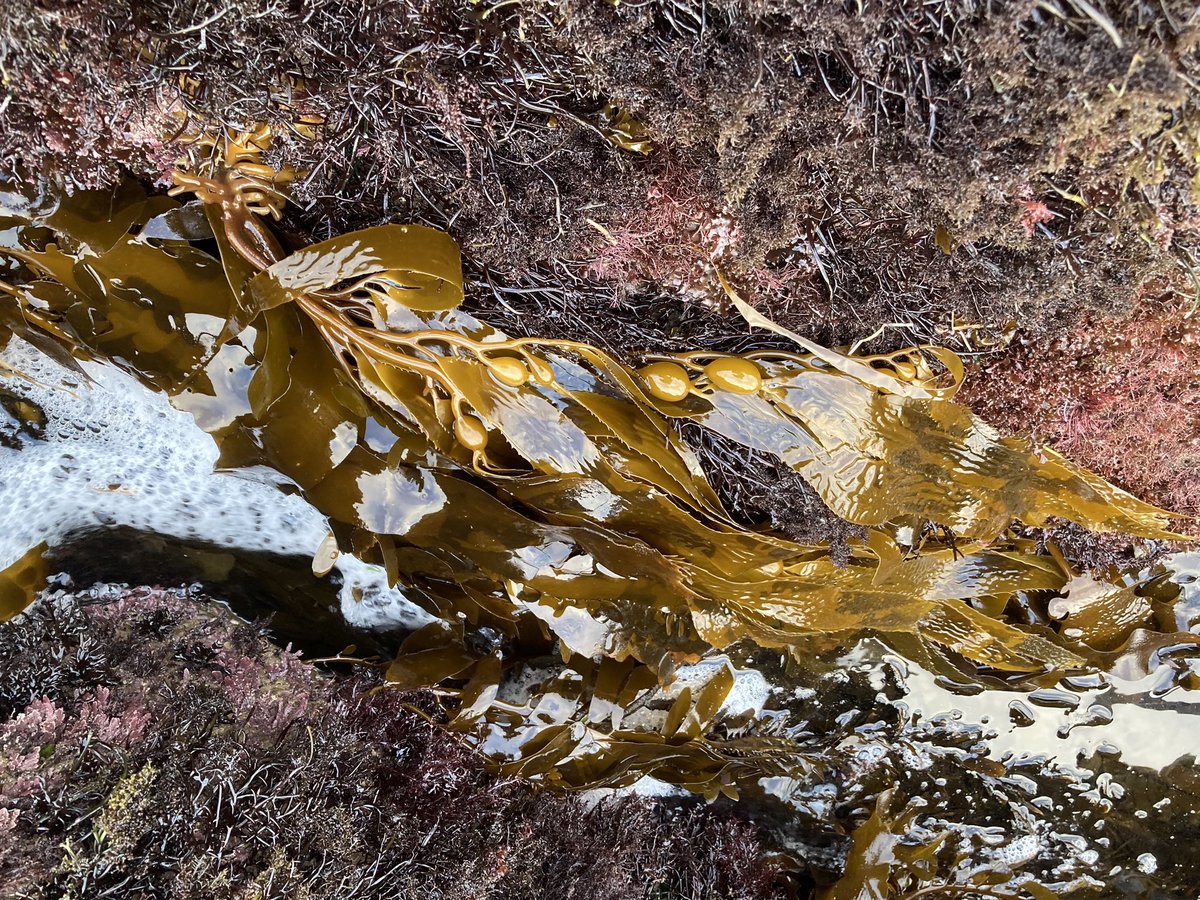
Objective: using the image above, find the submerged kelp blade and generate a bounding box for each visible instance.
[1048,574,1153,652]
[474,657,814,797]
[70,237,236,388]
[1,176,150,255]
[684,546,1082,673]
[654,361,1180,542]
[237,308,367,486]
[814,789,905,900]
[0,194,237,395]
[385,622,480,690]
[0,543,48,622]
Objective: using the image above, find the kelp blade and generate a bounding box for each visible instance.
[0,173,1189,806]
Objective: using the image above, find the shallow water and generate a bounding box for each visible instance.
[0,338,435,634]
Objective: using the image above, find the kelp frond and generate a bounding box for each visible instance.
[0,147,1190,797]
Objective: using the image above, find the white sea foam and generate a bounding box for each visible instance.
[0,339,435,631]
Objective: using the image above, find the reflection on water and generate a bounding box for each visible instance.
[892,639,1200,775]
[782,635,1200,895]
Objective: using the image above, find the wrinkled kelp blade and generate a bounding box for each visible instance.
[249,224,463,317]
[0,171,1189,808]
[648,361,1179,542]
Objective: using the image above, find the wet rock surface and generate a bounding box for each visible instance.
[0,587,780,899]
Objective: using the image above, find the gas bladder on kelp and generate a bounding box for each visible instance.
[0,148,1191,809]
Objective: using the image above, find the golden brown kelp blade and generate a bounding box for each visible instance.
[0,170,1182,721]
[0,543,48,623]
[652,360,1181,542]
[248,224,463,318]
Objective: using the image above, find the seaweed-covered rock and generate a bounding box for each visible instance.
[3,1,1197,351]
[0,586,781,899]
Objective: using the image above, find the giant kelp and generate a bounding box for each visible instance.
[0,139,1189,807]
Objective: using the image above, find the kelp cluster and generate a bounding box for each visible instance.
[0,140,1192,850]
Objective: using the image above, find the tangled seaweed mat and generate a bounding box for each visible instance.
[0,142,1189,800]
